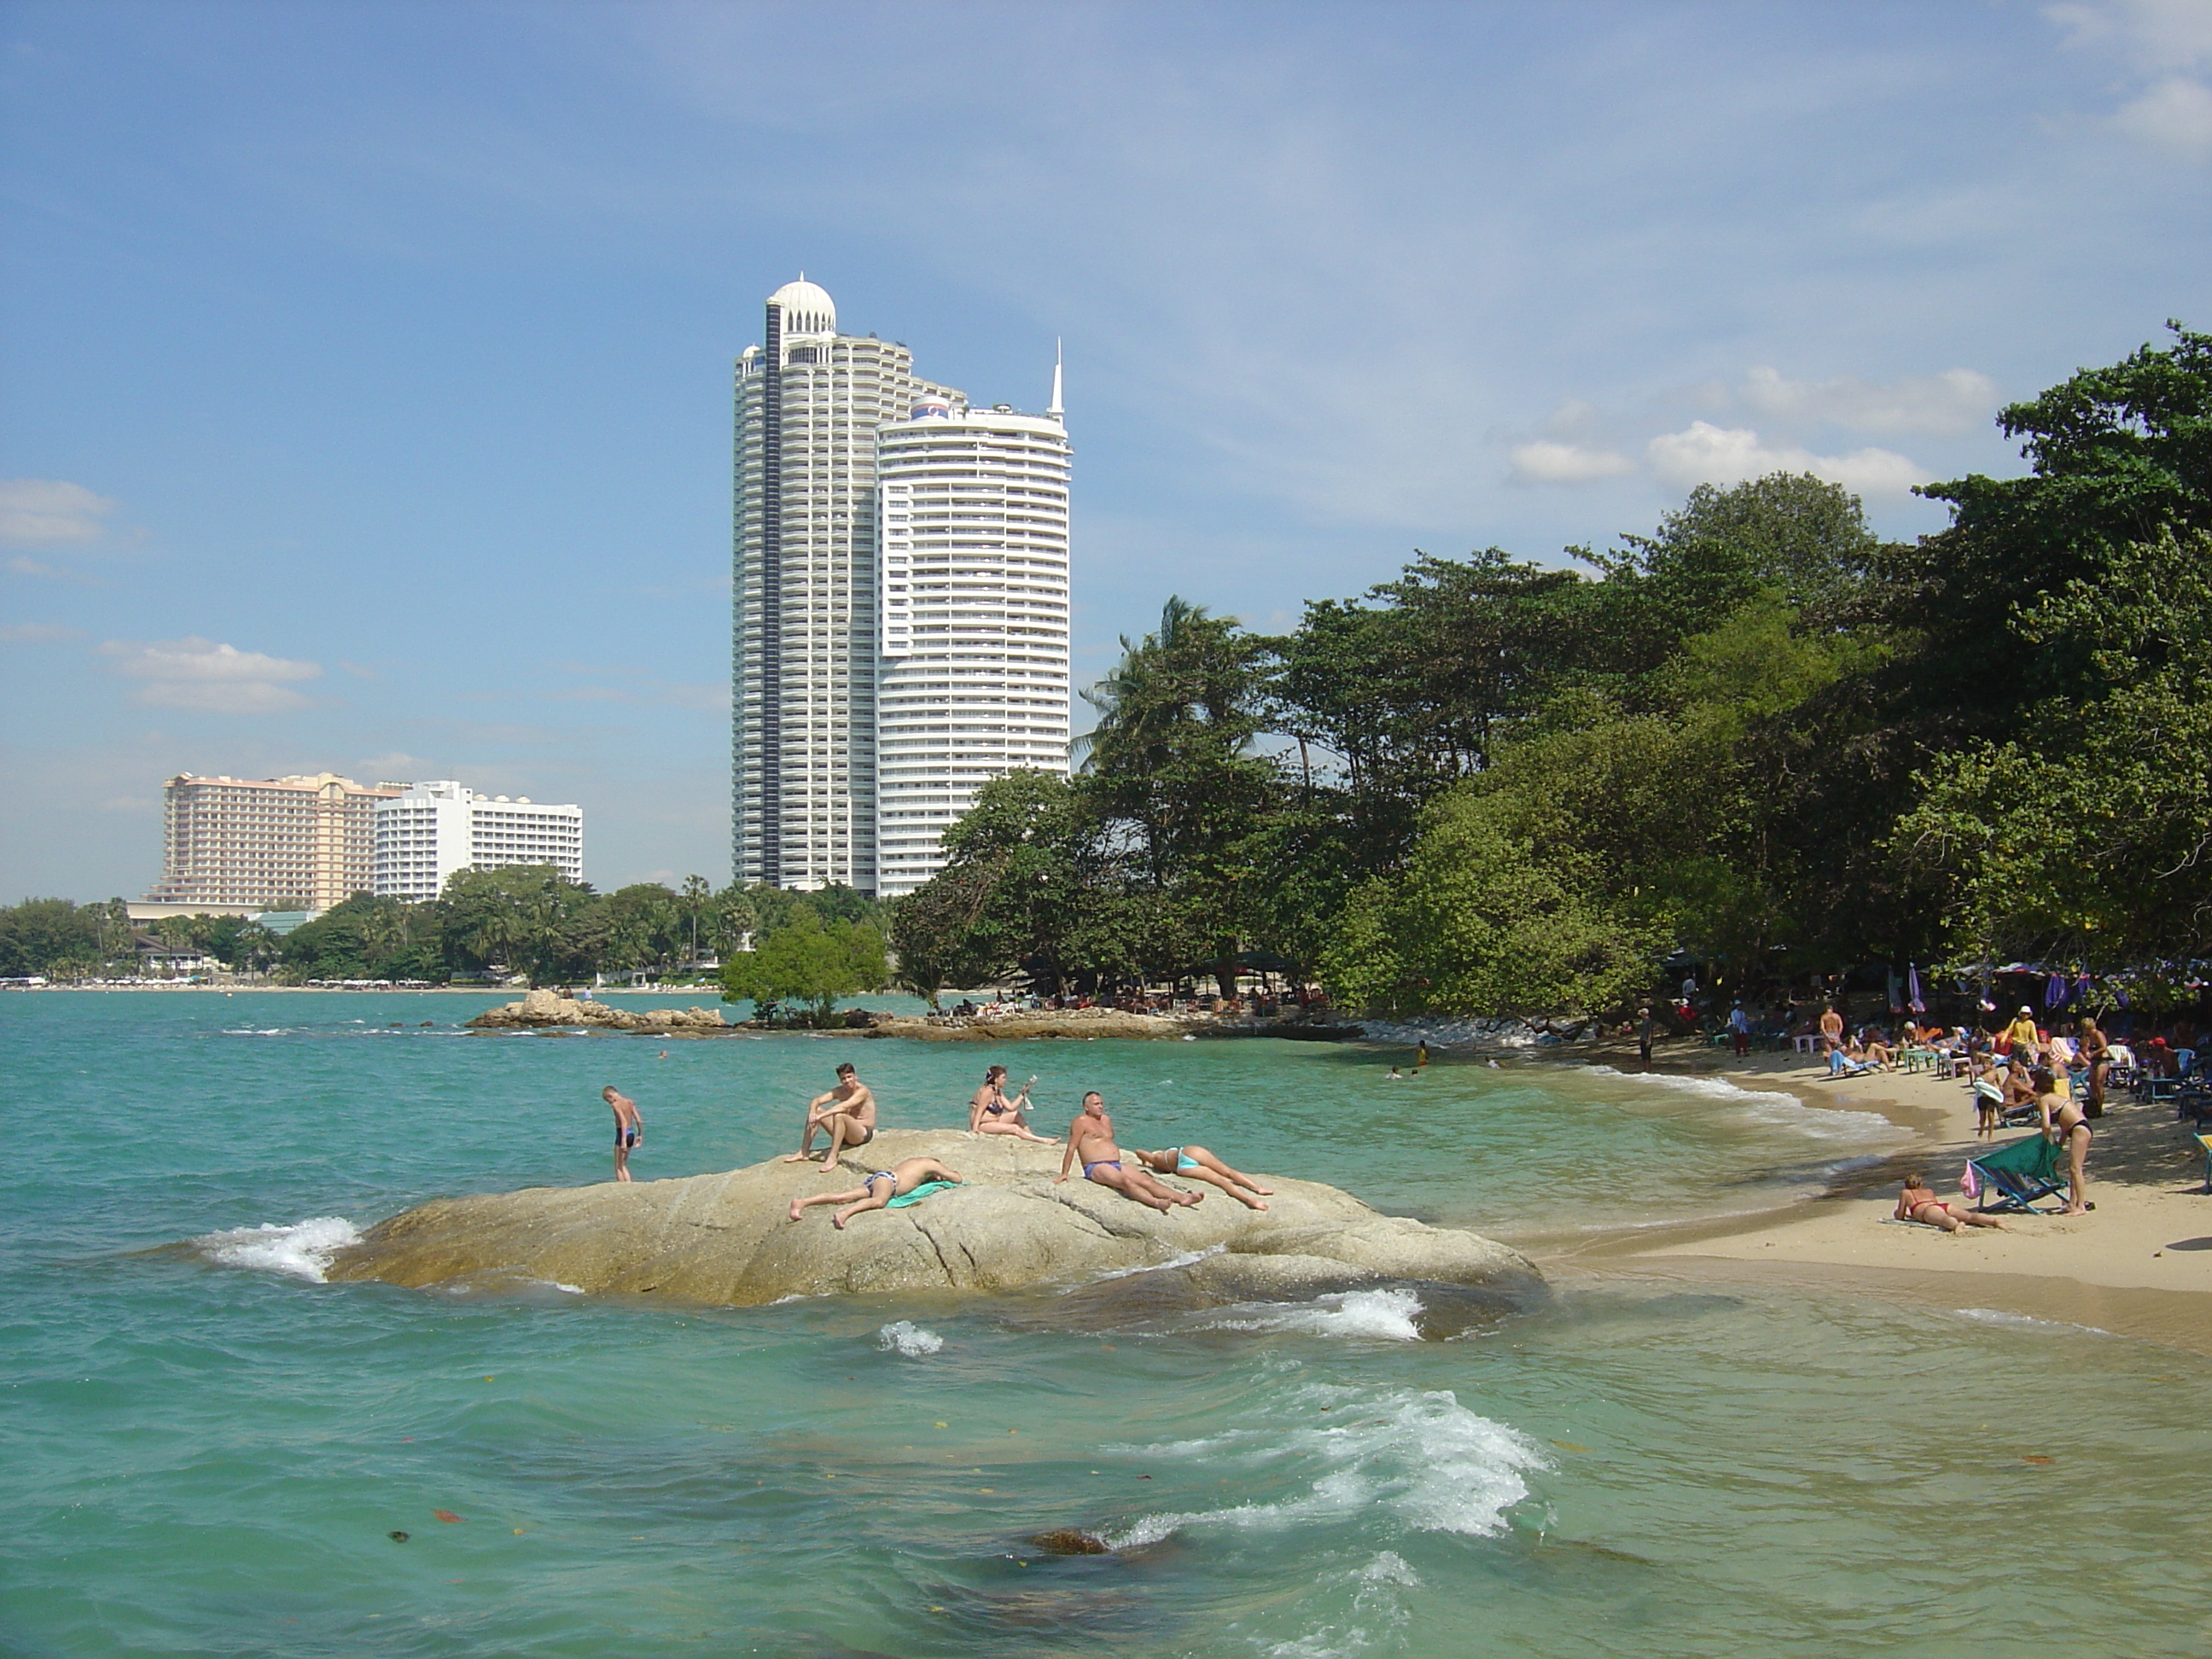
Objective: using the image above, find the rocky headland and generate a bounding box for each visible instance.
[464,987,739,1036]
[324,1128,1541,1309]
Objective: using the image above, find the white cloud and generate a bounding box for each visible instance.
[99,637,323,713]
[0,479,119,544]
[0,622,86,643]
[2116,74,2212,151]
[2047,2,2212,71]
[1508,440,1637,485]
[1739,365,1999,436]
[1646,422,1930,496]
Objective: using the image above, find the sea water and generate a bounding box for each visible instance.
[3,992,2207,1657]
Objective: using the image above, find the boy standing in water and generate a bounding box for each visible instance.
[602,1086,643,1182]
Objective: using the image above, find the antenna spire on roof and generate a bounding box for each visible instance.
[1048,338,1064,420]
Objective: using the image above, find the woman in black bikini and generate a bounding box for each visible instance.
[968,1065,1055,1143]
[2034,1068,2094,1215]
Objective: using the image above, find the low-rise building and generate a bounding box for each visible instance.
[372,781,585,900]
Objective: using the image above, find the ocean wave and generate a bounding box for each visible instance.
[1955,1307,2111,1338]
[1105,1384,1542,1549]
[1088,1243,1226,1283]
[1586,1064,1901,1143]
[193,1216,361,1283]
[1200,1288,1426,1342]
[1266,1551,1421,1659]
[876,1319,944,1356]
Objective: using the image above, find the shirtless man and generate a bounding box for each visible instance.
[968,1065,1054,1143]
[603,1086,643,1182]
[784,1062,877,1171]
[1131,1144,1272,1210]
[1055,1091,1201,1213]
[1819,1004,1845,1054]
[787,1155,963,1230]
[2076,1018,2110,1119]
[2034,1068,2094,1214]
[1894,1173,2006,1232]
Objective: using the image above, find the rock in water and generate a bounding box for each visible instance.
[323,1130,1541,1307]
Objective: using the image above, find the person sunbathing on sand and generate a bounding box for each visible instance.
[787,1156,963,1230]
[1056,1091,1202,1213]
[968,1065,1054,1143]
[1130,1144,1273,1210]
[1895,1173,2006,1232]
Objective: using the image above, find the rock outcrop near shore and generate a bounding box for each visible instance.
[465,987,736,1035]
[325,1129,1541,1308]
[869,1008,1192,1042]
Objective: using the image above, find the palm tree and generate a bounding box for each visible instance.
[680,875,712,964]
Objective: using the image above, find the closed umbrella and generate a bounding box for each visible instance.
[2045,972,2069,1009]
[1906,963,1925,1014]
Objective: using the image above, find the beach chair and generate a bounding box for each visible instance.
[2197,1133,2212,1196]
[1965,1134,2069,1214]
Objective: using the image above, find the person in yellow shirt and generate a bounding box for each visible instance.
[2004,1005,2040,1055]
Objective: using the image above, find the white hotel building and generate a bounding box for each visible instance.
[874,394,1071,897]
[731,278,1070,895]
[372,781,585,901]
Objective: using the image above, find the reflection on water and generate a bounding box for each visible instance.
[1,992,2204,1657]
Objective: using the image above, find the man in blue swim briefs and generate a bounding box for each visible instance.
[786,1155,964,1230]
[1055,1091,1201,1214]
[602,1085,643,1183]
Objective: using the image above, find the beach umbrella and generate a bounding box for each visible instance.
[2075,972,2093,1002]
[1906,963,1924,1013]
[2045,972,2068,1009]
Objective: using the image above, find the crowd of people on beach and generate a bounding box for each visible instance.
[761,1062,1273,1229]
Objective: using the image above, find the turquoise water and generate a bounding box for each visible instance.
[4,992,2208,1657]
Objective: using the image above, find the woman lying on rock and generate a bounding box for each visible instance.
[968,1065,1056,1143]
[1128,1144,1273,1210]
[787,1156,964,1230]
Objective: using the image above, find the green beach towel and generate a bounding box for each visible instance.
[886,1179,958,1209]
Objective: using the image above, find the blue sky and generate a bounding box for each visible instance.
[3,0,2208,900]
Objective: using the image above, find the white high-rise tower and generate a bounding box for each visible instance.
[732,279,1072,896]
[873,375,1073,899]
[731,279,963,890]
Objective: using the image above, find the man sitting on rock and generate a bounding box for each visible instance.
[784,1062,877,1171]
[787,1155,963,1230]
[1056,1091,1202,1214]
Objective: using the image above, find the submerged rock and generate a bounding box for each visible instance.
[324,1129,1541,1308]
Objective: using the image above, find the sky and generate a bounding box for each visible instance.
[3,0,2208,901]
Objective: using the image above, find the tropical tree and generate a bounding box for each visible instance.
[720,909,888,1026]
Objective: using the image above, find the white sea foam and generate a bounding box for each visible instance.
[1088,1243,1226,1283]
[1105,1385,1542,1549]
[1266,1551,1422,1659]
[1586,1063,1901,1144]
[1202,1288,1427,1342]
[194,1216,361,1283]
[1955,1307,2112,1337]
[877,1319,944,1356]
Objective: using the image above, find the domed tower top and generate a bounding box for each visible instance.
[767,277,835,339]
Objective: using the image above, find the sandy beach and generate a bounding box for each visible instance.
[1525,1041,2212,1353]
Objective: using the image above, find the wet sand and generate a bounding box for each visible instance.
[1521,1040,2212,1354]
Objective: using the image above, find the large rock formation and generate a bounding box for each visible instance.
[326,1129,1540,1308]
[465,987,737,1036]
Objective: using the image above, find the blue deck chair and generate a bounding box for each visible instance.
[1965,1133,2069,1214]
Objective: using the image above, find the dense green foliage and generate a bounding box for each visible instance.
[718,908,889,1025]
[894,325,2212,1012]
